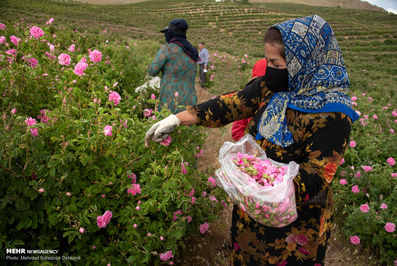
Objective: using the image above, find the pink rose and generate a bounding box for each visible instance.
[191,196,196,204]
[0,23,5,30]
[362,165,373,172]
[27,57,38,68]
[10,35,20,46]
[207,177,217,188]
[150,93,156,100]
[159,250,173,261]
[349,141,356,148]
[30,128,39,137]
[172,210,182,221]
[97,210,112,228]
[339,158,345,165]
[46,18,54,25]
[6,49,17,57]
[68,44,75,52]
[380,203,388,209]
[108,91,121,105]
[339,179,347,185]
[45,52,56,60]
[97,216,107,228]
[127,183,141,196]
[181,162,187,175]
[0,36,6,44]
[79,227,85,234]
[11,108,16,114]
[199,222,209,234]
[104,125,112,136]
[354,171,361,178]
[30,26,44,39]
[49,44,55,52]
[360,204,369,213]
[160,135,172,146]
[384,222,395,233]
[38,188,45,193]
[89,49,102,63]
[350,235,360,245]
[58,53,71,66]
[143,109,153,117]
[387,157,395,166]
[74,61,88,76]
[352,185,359,194]
[25,117,37,126]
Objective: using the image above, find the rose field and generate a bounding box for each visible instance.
[0,0,396,265]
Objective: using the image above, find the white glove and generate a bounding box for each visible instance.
[144,114,180,147]
[203,69,208,73]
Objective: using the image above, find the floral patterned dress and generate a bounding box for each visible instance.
[186,76,352,265]
[149,43,197,113]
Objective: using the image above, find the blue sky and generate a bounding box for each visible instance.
[361,0,397,14]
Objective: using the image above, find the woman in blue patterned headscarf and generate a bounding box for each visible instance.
[256,14,358,147]
[145,15,358,265]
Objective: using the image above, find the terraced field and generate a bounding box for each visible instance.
[2,0,396,97]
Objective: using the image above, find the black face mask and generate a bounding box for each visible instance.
[264,66,289,92]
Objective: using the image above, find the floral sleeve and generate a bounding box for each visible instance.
[294,112,351,206]
[186,76,273,127]
[148,45,169,76]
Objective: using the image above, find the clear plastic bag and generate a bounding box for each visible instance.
[215,134,299,227]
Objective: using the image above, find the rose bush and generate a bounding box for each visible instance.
[332,92,396,264]
[0,21,227,264]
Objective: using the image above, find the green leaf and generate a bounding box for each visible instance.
[11,239,25,246]
[15,198,30,211]
[174,229,183,239]
[116,167,123,175]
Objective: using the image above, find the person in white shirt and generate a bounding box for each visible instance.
[198,42,209,88]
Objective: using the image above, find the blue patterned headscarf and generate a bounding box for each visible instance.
[256,15,359,147]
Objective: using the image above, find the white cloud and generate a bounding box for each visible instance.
[386,8,397,14]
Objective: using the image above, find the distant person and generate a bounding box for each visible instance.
[148,19,199,113]
[198,42,209,88]
[231,58,267,141]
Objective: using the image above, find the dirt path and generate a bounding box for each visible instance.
[178,85,369,266]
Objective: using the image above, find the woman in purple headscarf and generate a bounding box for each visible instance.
[145,15,359,265]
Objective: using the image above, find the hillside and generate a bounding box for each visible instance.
[78,0,383,12]
[250,0,383,11]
